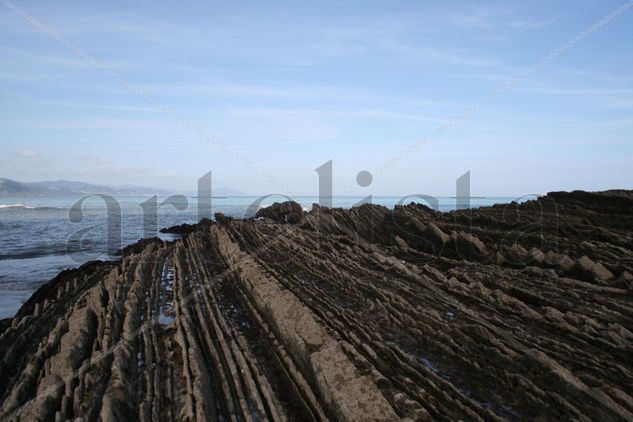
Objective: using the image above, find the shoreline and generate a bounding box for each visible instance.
[0,197,505,320]
[0,189,627,321]
[1,190,632,420]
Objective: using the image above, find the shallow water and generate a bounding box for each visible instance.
[0,195,523,318]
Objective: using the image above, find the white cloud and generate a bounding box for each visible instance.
[507,19,555,29]
[14,148,49,166]
[520,86,633,96]
[226,107,445,124]
[69,155,184,182]
[382,43,500,67]
[452,7,556,32]
[15,149,41,158]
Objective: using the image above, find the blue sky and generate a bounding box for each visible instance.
[1,0,632,196]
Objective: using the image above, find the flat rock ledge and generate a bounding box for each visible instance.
[1,190,632,421]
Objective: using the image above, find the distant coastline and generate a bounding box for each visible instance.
[0,177,245,197]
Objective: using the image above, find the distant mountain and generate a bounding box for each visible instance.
[0,178,245,197]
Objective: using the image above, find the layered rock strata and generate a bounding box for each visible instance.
[1,190,632,421]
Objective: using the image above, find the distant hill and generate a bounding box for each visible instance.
[0,177,245,197]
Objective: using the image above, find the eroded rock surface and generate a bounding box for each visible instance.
[1,190,632,421]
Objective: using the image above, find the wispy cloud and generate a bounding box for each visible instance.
[6,117,172,131]
[69,154,184,181]
[506,19,556,29]
[21,99,156,113]
[226,107,445,124]
[520,86,633,96]
[14,148,49,165]
[381,42,500,67]
[452,6,556,32]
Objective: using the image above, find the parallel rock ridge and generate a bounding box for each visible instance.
[1,190,632,421]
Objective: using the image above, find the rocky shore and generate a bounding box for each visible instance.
[1,190,632,421]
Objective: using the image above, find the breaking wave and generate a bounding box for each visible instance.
[0,204,66,211]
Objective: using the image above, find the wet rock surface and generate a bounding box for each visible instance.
[1,190,632,421]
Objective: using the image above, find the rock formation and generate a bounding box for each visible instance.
[1,190,632,421]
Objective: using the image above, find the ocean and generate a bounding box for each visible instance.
[0,195,521,318]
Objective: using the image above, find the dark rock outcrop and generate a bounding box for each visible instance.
[160,218,214,235]
[255,201,304,224]
[1,190,632,421]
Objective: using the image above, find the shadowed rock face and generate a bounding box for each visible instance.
[255,201,304,224]
[1,190,632,421]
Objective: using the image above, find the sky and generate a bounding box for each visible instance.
[1,0,632,197]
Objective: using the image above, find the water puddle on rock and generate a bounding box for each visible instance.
[158,258,175,326]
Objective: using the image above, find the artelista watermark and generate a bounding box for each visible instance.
[66,161,557,264]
